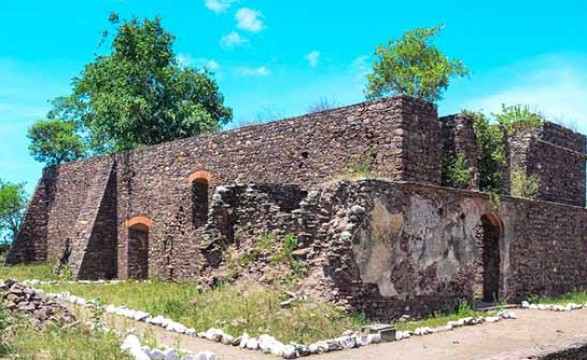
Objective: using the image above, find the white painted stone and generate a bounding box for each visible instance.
[121,334,141,352]
[163,349,180,360]
[245,338,259,350]
[149,348,165,359]
[282,345,297,359]
[192,351,216,360]
[204,328,224,342]
[239,333,250,348]
[220,333,234,345]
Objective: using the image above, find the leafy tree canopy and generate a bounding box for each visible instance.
[30,14,232,163]
[27,119,85,166]
[0,180,27,243]
[365,24,469,102]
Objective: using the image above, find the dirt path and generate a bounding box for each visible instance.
[67,305,587,360]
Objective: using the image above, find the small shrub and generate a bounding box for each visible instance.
[511,170,540,199]
[338,148,377,180]
[465,109,507,193]
[494,104,543,135]
[456,299,474,317]
[442,152,473,189]
[257,231,276,251]
[489,192,502,212]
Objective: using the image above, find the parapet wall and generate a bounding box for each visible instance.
[508,122,586,207]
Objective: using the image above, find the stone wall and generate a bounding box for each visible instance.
[507,122,586,207]
[188,179,587,318]
[6,157,115,266]
[5,180,48,264]
[287,180,587,318]
[439,114,480,190]
[109,95,441,279]
[7,95,587,319]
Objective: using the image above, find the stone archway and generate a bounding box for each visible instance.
[127,217,152,280]
[474,212,502,302]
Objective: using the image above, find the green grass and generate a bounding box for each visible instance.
[528,290,587,306]
[38,280,367,344]
[395,300,494,332]
[0,264,504,344]
[0,311,130,360]
[0,263,58,281]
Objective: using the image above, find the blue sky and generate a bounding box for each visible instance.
[1,0,587,193]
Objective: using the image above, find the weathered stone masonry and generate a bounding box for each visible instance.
[7,94,587,319]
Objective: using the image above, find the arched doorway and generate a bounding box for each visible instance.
[188,171,211,228]
[127,217,152,280]
[474,213,502,302]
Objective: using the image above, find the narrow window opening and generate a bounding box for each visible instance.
[192,178,209,228]
[474,213,502,303]
[128,224,149,280]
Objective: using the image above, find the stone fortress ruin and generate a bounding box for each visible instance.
[7,95,587,318]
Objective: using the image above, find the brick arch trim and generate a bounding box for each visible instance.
[126,216,153,231]
[188,170,212,184]
[481,212,504,234]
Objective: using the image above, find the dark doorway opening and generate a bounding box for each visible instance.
[128,224,149,280]
[192,179,209,228]
[474,213,502,302]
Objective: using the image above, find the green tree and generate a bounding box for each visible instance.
[27,119,85,166]
[365,25,469,102]
[46,14,232,154]
[0,180,27,243]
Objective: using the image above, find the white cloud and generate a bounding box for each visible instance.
[462,55,587,130]
[237,66,271,77]
[205,0,237,13]
[177,53,194,67]
[305,51,321,67]
[350,55,370,76]
[220,32,249,49]
[177,54,220,71]
[204,60,220,71]
[235,8,264,33]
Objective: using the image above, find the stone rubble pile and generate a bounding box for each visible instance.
[521,301,584,312]
[121,334,216,360]
[0,279,76,327]
[40,289,518,359]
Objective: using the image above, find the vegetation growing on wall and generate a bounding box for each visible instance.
[365,24,469,102]
[442,152,473,189]
[463,110,507,193]
[511,170,540,199]
[494,104,544,135]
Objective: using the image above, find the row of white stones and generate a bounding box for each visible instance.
[121,333,215,360]
[521,301,585,312]
[40,289,518,359]
[23,279,124,286]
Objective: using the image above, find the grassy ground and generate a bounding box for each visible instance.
[529,291,587,306]
[38,280,366,344]
[1,264,499,345]
[395,302,496,332]
[0,263,58,281]
[0,308,131,360]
